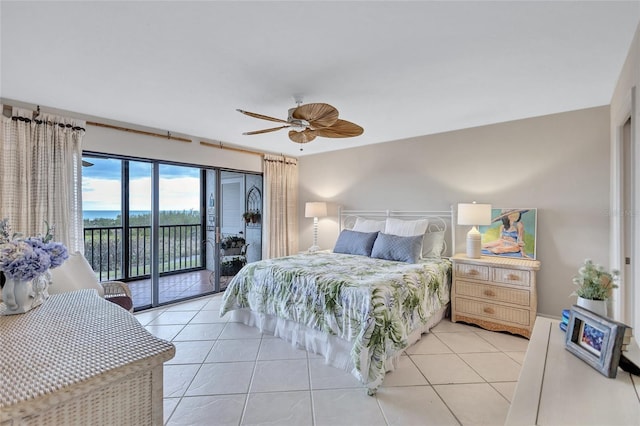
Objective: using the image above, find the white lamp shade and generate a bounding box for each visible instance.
[457,203,492,226]
[305,202,327,218]
[458,202,492,259]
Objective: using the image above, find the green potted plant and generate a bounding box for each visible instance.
[572,259,618,317]
[220,234,246,255]
[250,210,261,224]
[242,212,252,224]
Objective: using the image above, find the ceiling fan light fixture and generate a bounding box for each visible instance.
[289,123,307,133]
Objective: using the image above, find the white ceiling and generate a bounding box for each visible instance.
[1,1,639,157]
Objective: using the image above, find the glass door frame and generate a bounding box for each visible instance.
[82,152,262,310]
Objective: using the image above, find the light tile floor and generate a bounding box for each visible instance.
[136,294,529,426]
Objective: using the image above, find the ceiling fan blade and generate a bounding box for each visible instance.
[243,125,289,135]
[288,129,316,144]
[237,109,289,124]
[314,119,364,138]
[292,103,339,129]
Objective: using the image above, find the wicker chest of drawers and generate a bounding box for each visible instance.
[451,253,541,338]
[0,289,175,425]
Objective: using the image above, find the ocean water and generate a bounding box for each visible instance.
[83,210,150,220]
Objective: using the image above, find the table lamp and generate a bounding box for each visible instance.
[457,202,492,258]
[305,201,327,252]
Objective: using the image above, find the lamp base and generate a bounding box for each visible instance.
[466,226,482,258]
[307,245,321,253]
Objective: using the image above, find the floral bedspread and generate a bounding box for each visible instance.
[220,252,451,391]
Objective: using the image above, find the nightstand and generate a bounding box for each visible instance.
[451,253,541,338]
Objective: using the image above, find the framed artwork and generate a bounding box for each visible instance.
[565,305,628,378]
[479,208,537,259]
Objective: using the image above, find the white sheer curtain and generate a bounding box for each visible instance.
[0,106,85,252]
[263,154,298,258]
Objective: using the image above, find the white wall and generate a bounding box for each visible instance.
[84,125,262,173]
[298,106,611,317]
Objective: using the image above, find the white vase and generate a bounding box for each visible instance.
[576,296,607,317]
[1,275,47,315]
[31,271,51,307]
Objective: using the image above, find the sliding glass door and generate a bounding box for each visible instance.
[157,164,209,304]
[82,156,124,281]
[126,160,153,306]
[204,170,262,292]
[82,154,262,310]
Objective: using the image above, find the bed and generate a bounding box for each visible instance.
[220,209,454,394]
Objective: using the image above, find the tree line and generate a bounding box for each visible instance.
[83,210,201,228]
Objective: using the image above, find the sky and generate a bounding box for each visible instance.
[82,158,201,211]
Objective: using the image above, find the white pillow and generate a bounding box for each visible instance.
[48,251,105,297]
[422,230,446,259]
[384,218,429,237]
[352,217,386,233]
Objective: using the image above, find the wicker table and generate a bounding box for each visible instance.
[0,289,175,425]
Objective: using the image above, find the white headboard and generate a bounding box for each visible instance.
[339,207,456,258]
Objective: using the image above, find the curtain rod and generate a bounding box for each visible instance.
[86,121,192,143]
[199,140,264,157]
[87,121,267,157]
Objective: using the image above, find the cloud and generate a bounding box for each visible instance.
[83,176,200,211]
[158,177,200,211]
[82,178,121,210]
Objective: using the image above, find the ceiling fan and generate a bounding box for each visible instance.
[236,102,364,144]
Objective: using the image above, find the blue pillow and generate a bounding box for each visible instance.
[333,230,379,256]
[371,232,423,263]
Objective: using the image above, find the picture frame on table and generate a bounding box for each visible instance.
[565,305,628,378]
[479,208,537,260]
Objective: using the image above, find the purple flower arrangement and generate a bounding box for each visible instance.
[0,219,69,282]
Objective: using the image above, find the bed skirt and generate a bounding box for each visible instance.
[228,303,449,392]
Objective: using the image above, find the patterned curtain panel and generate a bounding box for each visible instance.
[263,154,298,258]
[0,106,85,253]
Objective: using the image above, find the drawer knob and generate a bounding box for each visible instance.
[506,273,520,281]
[468,269,479,276]
[483,289,496,297]
[483,307,495,315]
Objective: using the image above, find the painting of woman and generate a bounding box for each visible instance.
[481,208,536,259]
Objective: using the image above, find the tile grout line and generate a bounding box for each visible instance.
[162,300,212,425]
[238,327,267,424]
[451,329,523,404]
[416,328,518,421]
[406,342,463,426]
[307,350,317,426]
[428,384,464,426]
[488,382,514,404]
[438,328,524,384]
[430,330,497,385]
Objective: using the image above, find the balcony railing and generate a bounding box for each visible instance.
[84,224,203,281]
